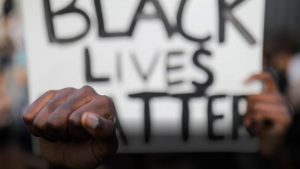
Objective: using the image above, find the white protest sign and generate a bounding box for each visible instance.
[23,0,265,152]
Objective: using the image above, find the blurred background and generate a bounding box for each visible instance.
[1,0,300,169]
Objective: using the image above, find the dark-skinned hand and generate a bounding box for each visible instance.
[23,86,118,169]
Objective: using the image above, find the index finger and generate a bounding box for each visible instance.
[23,90,57,125]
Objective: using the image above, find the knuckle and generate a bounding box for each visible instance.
[46,119,63,131]
[101,96,115,120]
[64,87,76,91]
[68,114,81,127]
[60,87,76,94]
[101,96,113,107]
[67,96,77,106]
[23,108,33,124]
[47,100,59,111]
[81,85,96,95]
[22,113,32,125]
[45,90,57,97]
[59,102,73,112]
[33,119,46,131]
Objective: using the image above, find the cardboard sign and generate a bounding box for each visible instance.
[23,0,265,152]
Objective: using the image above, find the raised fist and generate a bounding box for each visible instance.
[23,86,118,169]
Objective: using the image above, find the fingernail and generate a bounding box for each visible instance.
[85,113,100,130]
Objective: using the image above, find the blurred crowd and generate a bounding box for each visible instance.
[0,0,47,168]
[0,0,300,169]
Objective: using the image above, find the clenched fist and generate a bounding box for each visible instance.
[23,86,118,169]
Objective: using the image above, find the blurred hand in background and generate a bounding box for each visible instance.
[245,72,292,157]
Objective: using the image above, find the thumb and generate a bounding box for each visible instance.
[245,72,279,94]
[81,112,114,139]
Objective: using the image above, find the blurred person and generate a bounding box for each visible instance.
[263,34,300,168]
[0,28,14,141]
[0,0,28,145]
[0,1,49,169]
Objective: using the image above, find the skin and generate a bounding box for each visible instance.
[0,73,11,128]
[271,53,293,73]
[0,92,11,127]
[245,72,292,156]
[23,86,118,169]
[22,73,291,168]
